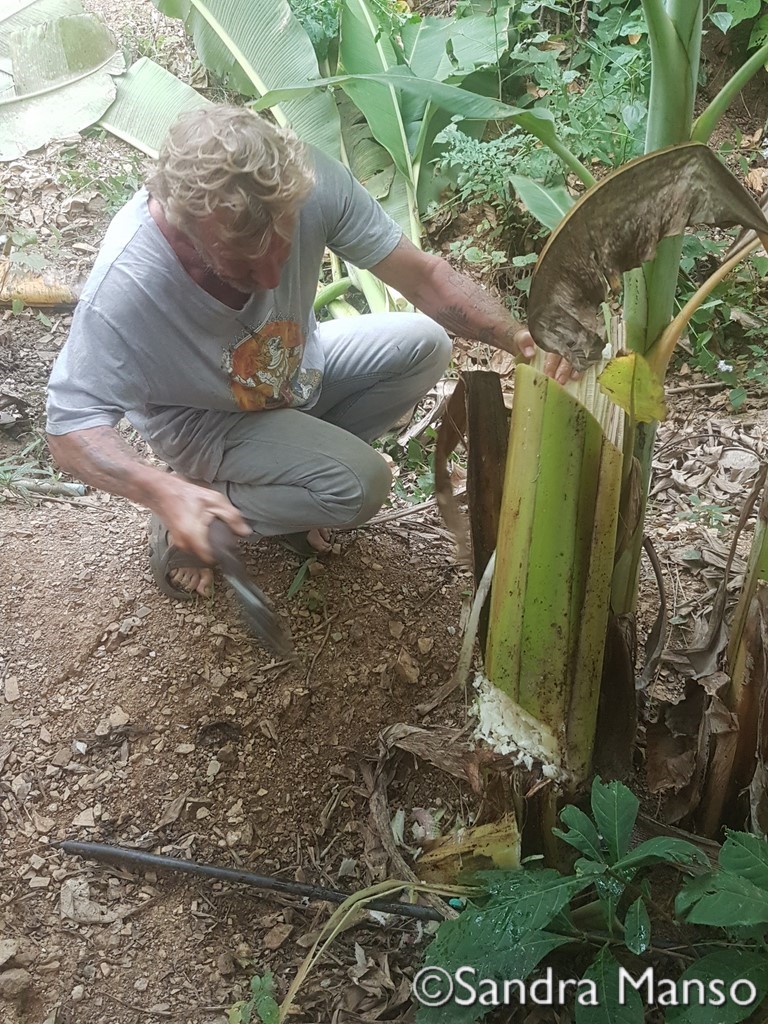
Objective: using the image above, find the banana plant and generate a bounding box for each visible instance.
[477,6,768,794]
[478,143,768,784]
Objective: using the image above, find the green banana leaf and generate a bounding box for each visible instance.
[402,9,511,83]
[0,0,83,73]
[254,67,568,167]
[0,13,125,162]
[338,0,415,185]
[337,87,395,200]
[509,174,574,232]
[99,58,211,158]
[151,0,341,158]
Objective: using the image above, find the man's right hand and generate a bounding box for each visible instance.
[47,426,251,565]
[150,474,251,563]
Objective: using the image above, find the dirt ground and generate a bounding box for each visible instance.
[2,2,768,1023]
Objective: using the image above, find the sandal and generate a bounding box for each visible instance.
[275,531,334,558]
[148,513,210,599]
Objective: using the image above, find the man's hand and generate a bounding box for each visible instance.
[47,426,251,564]
[511,325,536,361]
[151,474,251,563]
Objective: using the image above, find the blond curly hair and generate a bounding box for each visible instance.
[148,105,315,256]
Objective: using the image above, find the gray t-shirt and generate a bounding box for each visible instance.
[46,148,401,481]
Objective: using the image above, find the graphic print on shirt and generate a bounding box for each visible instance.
[222,317,321,411]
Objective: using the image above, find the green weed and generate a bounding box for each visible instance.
[378,428,447,505]
[228,972,279,1024]
[58,147,145,214]
[678,494,736,533]
[417,777,768,1023]
[0,437,61,502]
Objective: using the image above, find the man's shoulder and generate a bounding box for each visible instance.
[80,189,174,304]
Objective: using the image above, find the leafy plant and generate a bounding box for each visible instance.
[58,148,145,214]
[417,778,768,1024]
[287,0,341,61]
[708,0,768,51]
[678,494,736,533]
[0,437,63,502]
[228,972,279,1024]
[4,226,48,273]
[379,428,442,505]
[504,3,652,173]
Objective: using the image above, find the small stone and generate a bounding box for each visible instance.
[388,620,405,639]
[195,806,210,820]
[133,978,149,992]
[216,952,235,976]
[72,808,95,828]
[394,648,420,686]
[418,636,434,655]
[206,758,221,779]
[0,940,19,968]
[263,923,293,950]
[174,743,195,754]
[3,676,20,702]
[29,876,51,889]
[0,968,32,999]
[109,706,130,728]
[71,984,85,1002]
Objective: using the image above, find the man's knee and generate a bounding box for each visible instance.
[345,448,392,526]
[409,315,452,374]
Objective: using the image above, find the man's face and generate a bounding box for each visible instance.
[193,214,295,294]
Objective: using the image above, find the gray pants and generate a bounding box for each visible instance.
[205,313,451,536]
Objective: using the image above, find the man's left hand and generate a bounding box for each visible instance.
[514,326,580,385]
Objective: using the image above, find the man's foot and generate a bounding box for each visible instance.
[168,529,332,592]
[149,514,214,600]
[168,565,214,598]
[277,527,334,557]
[307,527,333,553]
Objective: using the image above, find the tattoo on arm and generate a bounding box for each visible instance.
[435,305,500,346]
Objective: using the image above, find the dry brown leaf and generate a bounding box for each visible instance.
[380,723,472,782]
[417,814,520,883]
[157,792,188,828]
[262,923,293,950]
[528,143,768,369]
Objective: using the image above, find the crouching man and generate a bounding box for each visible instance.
[46,104,571,597]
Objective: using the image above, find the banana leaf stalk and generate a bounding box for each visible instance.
[696,484,768,833]
[480,358,623,783]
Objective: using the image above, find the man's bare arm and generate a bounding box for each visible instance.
[370,236,576,383]
[47,427,250,559]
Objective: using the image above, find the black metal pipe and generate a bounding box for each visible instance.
[55,840,445,923]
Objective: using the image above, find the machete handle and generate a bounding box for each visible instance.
[207,517,246,579]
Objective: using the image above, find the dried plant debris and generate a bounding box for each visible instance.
[528,143,768,369]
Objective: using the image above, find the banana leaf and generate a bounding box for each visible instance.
[338,0,417,237]
[99,58,211,158]
[151,0,341,158]
[0,0,83,73]
[527,143,768,372]
[254,67,576,176]
[0,13,125,162]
